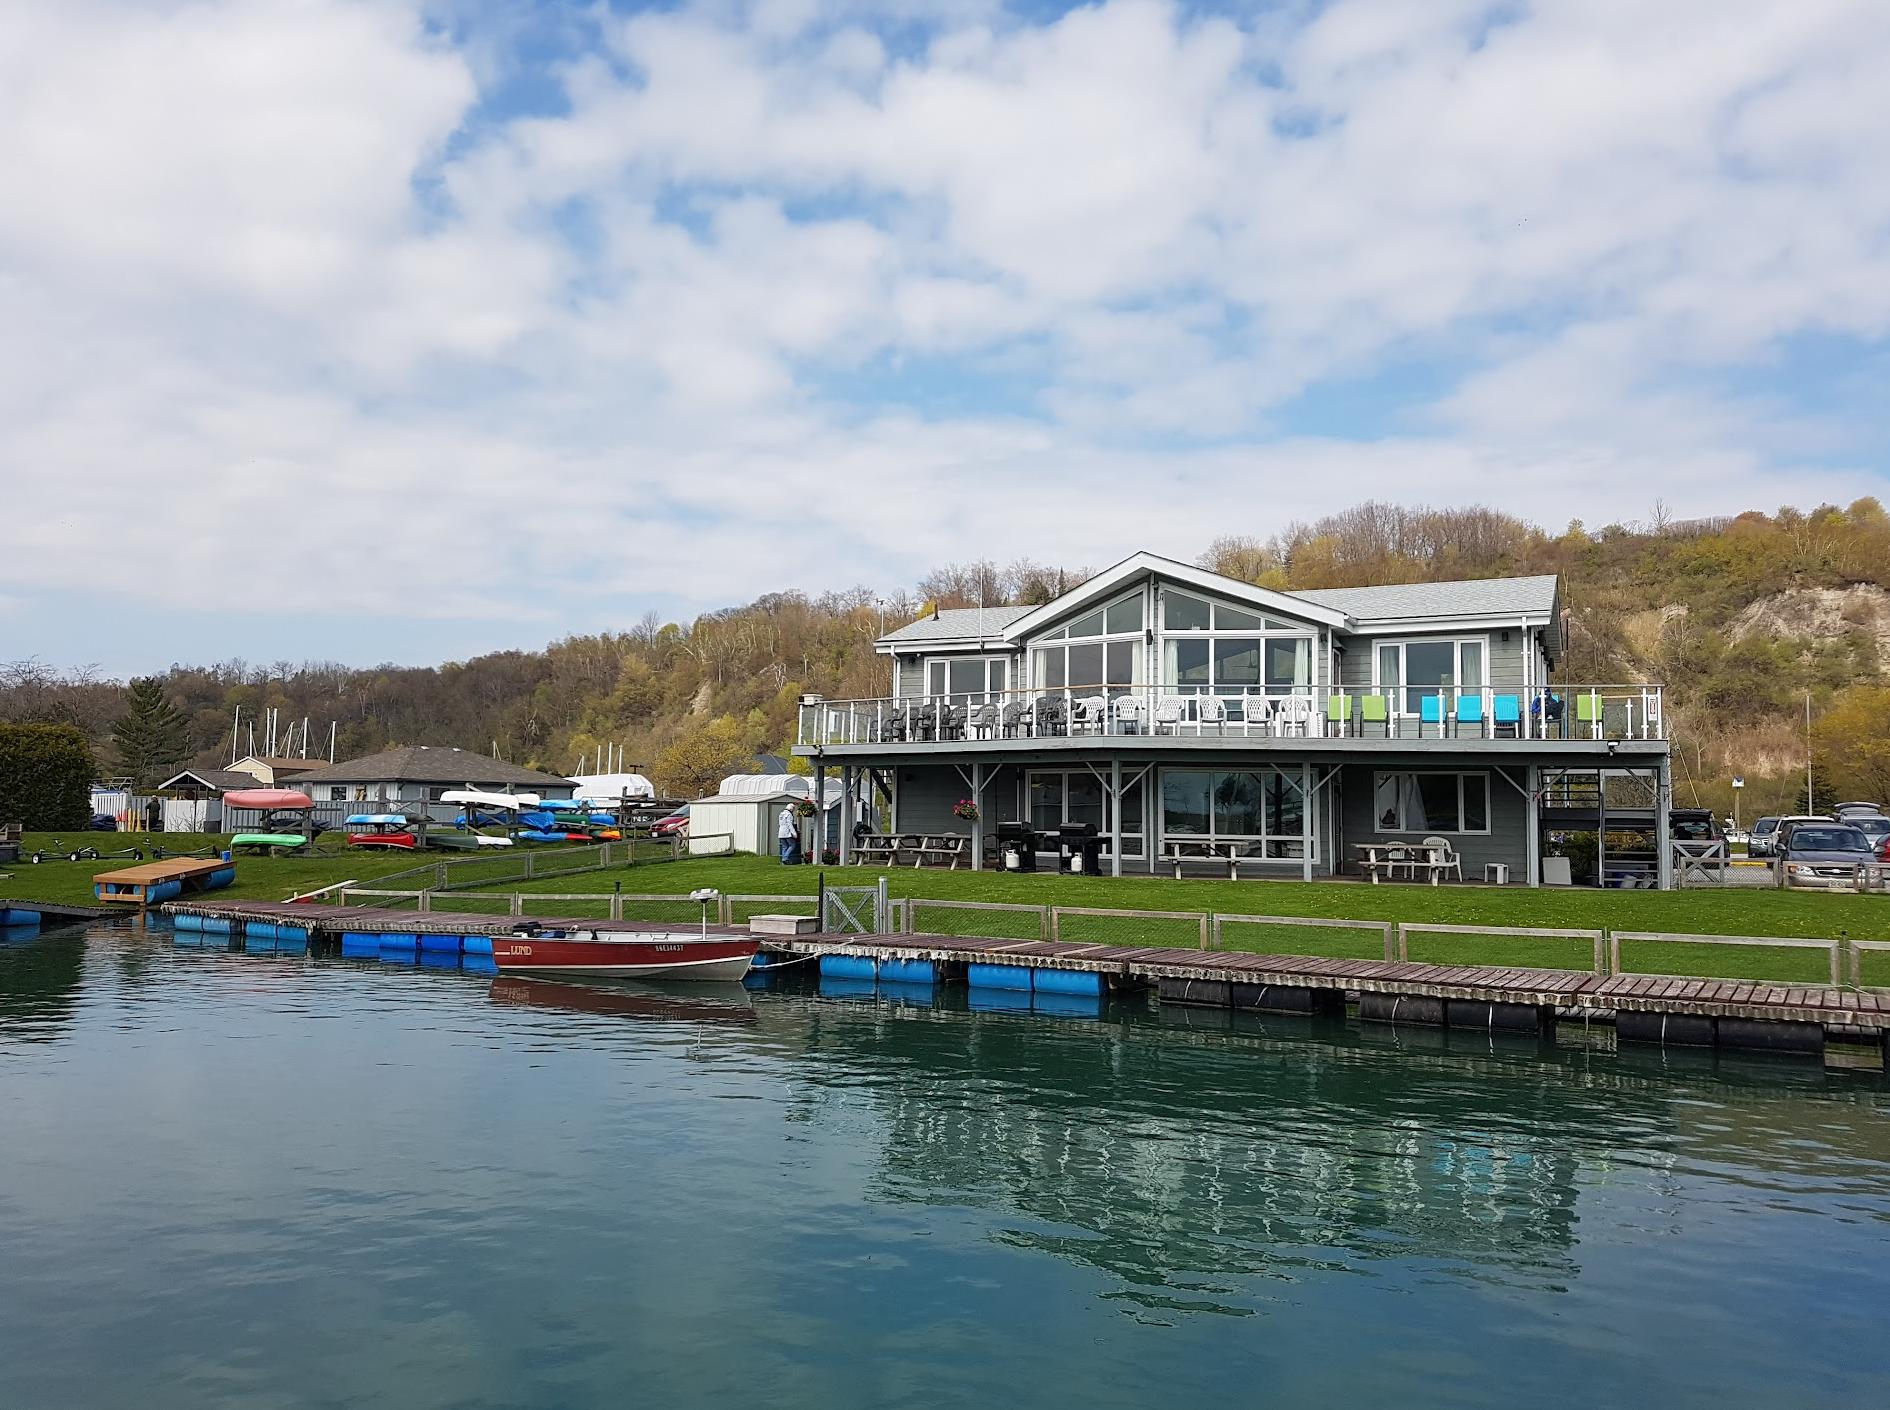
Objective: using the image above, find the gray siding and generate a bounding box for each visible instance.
[1335,629,1534,690]
[892,764,1016,834]
[1336,764,1528,881]
[896,655,924,698]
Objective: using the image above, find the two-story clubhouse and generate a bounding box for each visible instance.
[797,553,1674,887]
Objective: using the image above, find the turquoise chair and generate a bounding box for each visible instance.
[1419,694,1445,736]
[1492,694,1522,737]
[1454,694,1484,736]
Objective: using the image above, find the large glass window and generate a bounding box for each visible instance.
[1375,639,1488,713]
[1159,589,1315,709]
[1161,768,1310,858]
[926,656,1009,703]
[1029,769,1144,858]
[1032,592,1142,694]
[1373,772,1491,834]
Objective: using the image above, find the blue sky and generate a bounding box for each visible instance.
[3,0,1889,675]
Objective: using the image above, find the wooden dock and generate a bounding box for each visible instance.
[0,899,108,924]
[94,857,235,909]
[159,899,1890,1059]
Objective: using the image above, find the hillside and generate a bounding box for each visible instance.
[6,499,1890,811]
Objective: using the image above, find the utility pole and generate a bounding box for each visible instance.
[1804,691,1814,813]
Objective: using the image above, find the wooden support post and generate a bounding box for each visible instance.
[813,760,827,863]
[1110,756,1122,878]
[1301,762,1313,882]
[971,762,984,871]
[839,764,854,867]
[1655,760,1674,892]
[1525,763,1541,887]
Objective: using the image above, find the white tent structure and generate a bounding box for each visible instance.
[570,772,656,802]
[716,774,841,807]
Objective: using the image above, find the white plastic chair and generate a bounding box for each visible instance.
[1112,695,1146,734]
[1274,695,1313,737]
[1195,696,1227,735]
[1153,696,1185,734]
[1078,695,1108,733]
[1422,835,1463,884]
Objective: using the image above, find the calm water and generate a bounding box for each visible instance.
[3,922,1889,1409]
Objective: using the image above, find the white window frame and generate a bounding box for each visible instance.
[923,655,1011,701]
[1371,637,1489,714]
[1029,591,1144,691]
[1158,588,1318,705]
[1027,768,1146,859]
[1157,766,1315,861]
[1371,771,1492,835]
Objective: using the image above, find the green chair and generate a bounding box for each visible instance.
[1575,692,1603,737]
[1359,694,1390,737]
[1327,694,1353,735]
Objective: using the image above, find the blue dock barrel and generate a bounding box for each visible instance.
[819,954,878,981]
[339,931,380,955]
[1031,967,1104,997]
[418,950,461,969]
[967,987,1033,1012]
[205,868,235,890]
[418,931,461,953]
[967,962,1033,992]
[149,880,183,903]
[460,935,493,955]
[877,958,937,984]
[1032,991,1105,1018]
[378,932,419,950]
[0,908,38,927]
[246,933,278,953]
[244,921,278,940]
[273,924,309,951]
[202,917,232,934]
[172,912,202,932]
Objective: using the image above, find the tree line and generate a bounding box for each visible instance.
[6,500,1890,808]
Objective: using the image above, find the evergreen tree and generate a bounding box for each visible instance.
[111,677,190,787]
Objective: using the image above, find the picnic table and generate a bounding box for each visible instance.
[852,832,969,869]
[1353,841,1450,885]
[1164,839,1255,879]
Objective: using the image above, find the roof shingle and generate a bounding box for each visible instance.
[288,746,572,788]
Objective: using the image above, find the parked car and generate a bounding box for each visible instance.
[1773,816,1837,854]
[1844,813,1890,858]
[1834,801,1884,819]
[651,805,690,839]
[1776,822,1881,889]
[1747,816,1782,857]
[1669,809,1720,844]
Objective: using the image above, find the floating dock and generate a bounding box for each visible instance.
[93,857,235,909]
[159,900,1890,1061]
[0,900,108,928]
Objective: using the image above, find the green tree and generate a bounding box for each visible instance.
[1811,686,1890,806]
[111,678,190,787]
[653,716,756,800]
[0,723,95,828]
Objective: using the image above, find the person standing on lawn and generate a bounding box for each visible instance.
[778,803,801,864]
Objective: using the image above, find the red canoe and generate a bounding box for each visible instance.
[224,788,313,810]
[492,927,758,982]
[348,832,417,849]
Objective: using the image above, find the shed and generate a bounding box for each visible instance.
[288,745,575,805]
[569,772,656,803]
[688,790,805,857]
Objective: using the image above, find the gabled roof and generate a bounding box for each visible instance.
[999,552,1353,639]
[158,767,254,792]
[1294,575,1560,622]
[289,745,572,788]
[879,605,1033,647]
[234,755,325,775]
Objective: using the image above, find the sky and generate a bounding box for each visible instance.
[3,0,1889,676]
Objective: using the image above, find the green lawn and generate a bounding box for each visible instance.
[8,841,1887,986]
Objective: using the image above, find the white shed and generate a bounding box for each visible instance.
[688,791,804,857]
[717,774,842,807]
[569,772,656,802]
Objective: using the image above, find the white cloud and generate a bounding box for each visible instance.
[1,0,1888,668]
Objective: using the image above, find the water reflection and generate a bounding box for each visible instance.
[0,927,86,1041]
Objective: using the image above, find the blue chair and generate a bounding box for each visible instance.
[1492,694,1522,737]
[1454,694,1484,736]
[1419,694,1445,736]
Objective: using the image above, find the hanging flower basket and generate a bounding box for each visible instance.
[790,799,818,818]
[951,799,980,821]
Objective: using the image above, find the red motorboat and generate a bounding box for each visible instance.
[491,924,758,982]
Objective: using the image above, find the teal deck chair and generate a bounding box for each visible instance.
[1492,694,1522,737]
[1419,693,1445,736]
[1454,694,1484,736]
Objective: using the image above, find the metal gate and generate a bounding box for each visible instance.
[821,882,886,935]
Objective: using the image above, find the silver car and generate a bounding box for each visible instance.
[1777,824,1882,890]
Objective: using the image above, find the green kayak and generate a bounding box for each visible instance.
[231,833,306,850]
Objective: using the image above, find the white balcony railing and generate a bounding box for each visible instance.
[798,683,1666,748]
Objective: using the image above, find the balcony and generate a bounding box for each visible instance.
[798,683,1666,749]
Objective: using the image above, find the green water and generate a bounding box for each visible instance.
[2,922,1888,1408]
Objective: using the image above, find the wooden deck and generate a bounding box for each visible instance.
[94,857,234,907]
[159,899,1890,1053]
